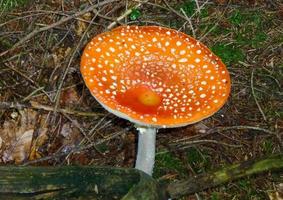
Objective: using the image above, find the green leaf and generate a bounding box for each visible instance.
[130,9,141,21]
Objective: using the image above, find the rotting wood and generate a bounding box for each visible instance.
[0,166,166,200]
[0,154,281,199]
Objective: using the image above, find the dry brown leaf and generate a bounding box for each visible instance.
[268,192,283,200]
[60,87,81,107]
[76,12,92,36]
[2,129,33,163]
[60,122,82,150]
[0,109,48,163]
[268,183,283,200]
[52,47,72,68]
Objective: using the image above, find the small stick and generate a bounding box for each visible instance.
[0,101,103,117]
[107,0,149,30]
[251,70,267,121]
[172,125,275,144]
[22,127,131,166]
[171,139,242,148]
[209,125,274,135]
[53,8,102,112]
[4,62,52,101]
[180,8,196,38]
[194,0,200,13]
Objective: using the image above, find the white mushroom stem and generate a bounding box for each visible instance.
[135,127,157,176]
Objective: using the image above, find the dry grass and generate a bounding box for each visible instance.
[0,0,282,199]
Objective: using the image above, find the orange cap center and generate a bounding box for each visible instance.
[115,85,162,114]
[138,89,161,106]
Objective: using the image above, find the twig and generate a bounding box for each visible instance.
[163,0,209,38]
[106,0,149,30]
[133,0,170,12]
[4,62,52,101]
[22,127,131,166]
[194,0,201,13]
[251,70,267,121]
[162,0,190,21]
[172,125,275,144]
[0,101,103,117]
[62,113,94,144]
[171,139,242,148]
[53,8,102,112]
[0,0,119,57]
[180,8,196,38]
[62,113,105,159]
[208,125,274,135]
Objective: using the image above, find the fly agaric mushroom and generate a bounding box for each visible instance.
[80,26,230,175]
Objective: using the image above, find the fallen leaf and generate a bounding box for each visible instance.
[0,109,47,163]
[76,12,92,36]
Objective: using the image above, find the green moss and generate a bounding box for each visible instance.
[229,10,245,26]
[0,0,29,11]
[153,152,186,178]
[228,10,269,48]
[95,143,109,153]
[186,148,211,173]
[235,30,267,48]
[261,139,274,154]
[211,43,245,65]
[210,192,220,200]
[177,0,208,18]
[178,0,196,17]
[213,170,229,182]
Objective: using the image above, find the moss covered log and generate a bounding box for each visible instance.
[0,166,166,200]
[167,153,283,199]
[0,154,281,199]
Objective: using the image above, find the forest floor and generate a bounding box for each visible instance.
[0,0,282,199]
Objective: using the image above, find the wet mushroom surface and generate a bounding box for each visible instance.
[81,26,231,128]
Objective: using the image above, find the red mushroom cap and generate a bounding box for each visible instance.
[81,26,231,128]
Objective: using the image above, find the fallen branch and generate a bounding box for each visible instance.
[167,153,283,199]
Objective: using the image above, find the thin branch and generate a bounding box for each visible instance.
[107,0,149,30]
[208,125,274,135]
[0,0,119,57]
[3,62,52,101]
[0,101,103,117]
[22,127,131,166]
[53,8,101,112]
[180,8,196,38]
[194,0,201,13]
[172,125,275,144]
[171,139,242,148]
[251,70,267,121]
